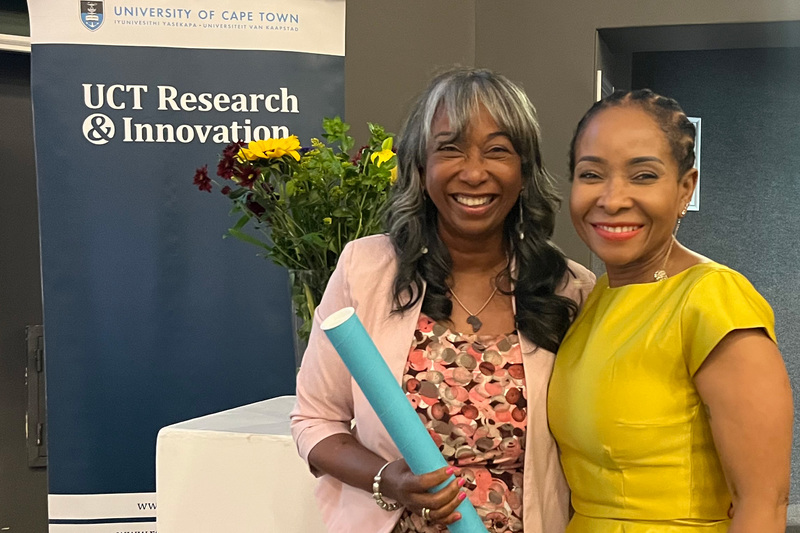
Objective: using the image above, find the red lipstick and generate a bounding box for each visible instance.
[591,223,643,241]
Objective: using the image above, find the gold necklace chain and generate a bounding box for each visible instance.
[653,236,675,281]
[655,209,687,281]
[447,284,499,333]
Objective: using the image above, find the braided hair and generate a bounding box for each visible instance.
[569,89,696,177]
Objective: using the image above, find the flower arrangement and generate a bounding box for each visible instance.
[193,117,396,344]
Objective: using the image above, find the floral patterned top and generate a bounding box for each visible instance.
[393,314,527,533]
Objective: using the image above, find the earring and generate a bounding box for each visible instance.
[516,198,525,241]
[674,203,689,237]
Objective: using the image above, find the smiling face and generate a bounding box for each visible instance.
[424,105,523,247]
[570,105,696,282]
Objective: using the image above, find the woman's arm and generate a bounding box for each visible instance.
[307,434,466,525]
[694,328,793,533]
[292,238,465,526]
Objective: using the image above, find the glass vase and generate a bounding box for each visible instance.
[287,268,328,369]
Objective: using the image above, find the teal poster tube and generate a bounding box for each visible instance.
[321,307,486,533]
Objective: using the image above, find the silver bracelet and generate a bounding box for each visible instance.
[372,461,401,511]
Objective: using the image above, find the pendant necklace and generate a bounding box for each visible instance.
[653,237,676,281]
[655,208,687,281]
[447,284,499,333]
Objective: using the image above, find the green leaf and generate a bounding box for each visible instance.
[227,227,270,250]
[300,232,326,247]
[231,214,251,231]
[228,187,249,200]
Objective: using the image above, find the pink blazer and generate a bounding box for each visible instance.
[290,234,595,533]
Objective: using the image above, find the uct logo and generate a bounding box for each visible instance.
[83,113,115,145]
[80,1,104,31]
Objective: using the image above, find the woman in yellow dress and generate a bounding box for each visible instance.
[548,89,793,533]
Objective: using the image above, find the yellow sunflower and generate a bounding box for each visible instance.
[239,135,301,162]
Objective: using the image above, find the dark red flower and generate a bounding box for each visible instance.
[245,195,267,218]
[223,140,246,160]
[351,144,369,164]
[217,141,246,179]
[193,164,212,192]
[220,186,232,196]
[236,165,259,189]
[217,158,235,180]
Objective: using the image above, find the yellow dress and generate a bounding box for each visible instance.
[548,262,776,533]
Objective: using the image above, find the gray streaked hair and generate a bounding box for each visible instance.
[385,67,577,353]
[389,67,559,236]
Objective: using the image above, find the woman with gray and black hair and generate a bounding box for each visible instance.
[291,67,594,533]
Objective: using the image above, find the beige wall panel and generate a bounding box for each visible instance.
[345,0,476,142]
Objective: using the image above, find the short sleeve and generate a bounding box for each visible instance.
[681,269,776,376]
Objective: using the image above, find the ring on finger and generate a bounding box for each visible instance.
[421,507,431,522]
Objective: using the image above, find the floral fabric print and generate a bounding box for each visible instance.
[393,314,527,533]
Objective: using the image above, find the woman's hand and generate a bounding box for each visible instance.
[307,435,467,527]
[379,460,467,526]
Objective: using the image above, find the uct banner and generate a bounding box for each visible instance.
[27,1,344,530]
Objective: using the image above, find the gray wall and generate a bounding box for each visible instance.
[344,1,475,143]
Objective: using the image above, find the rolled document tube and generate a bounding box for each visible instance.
[321,307,486,533]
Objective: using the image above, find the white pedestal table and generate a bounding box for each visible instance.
[156,395,325,532]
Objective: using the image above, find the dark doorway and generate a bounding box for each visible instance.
[0,49,48,532]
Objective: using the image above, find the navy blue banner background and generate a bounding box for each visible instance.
[31,44,343,494]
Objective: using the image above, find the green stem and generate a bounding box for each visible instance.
[269,239,306,269]
[303,282,316,320]
[353,188,369,240]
